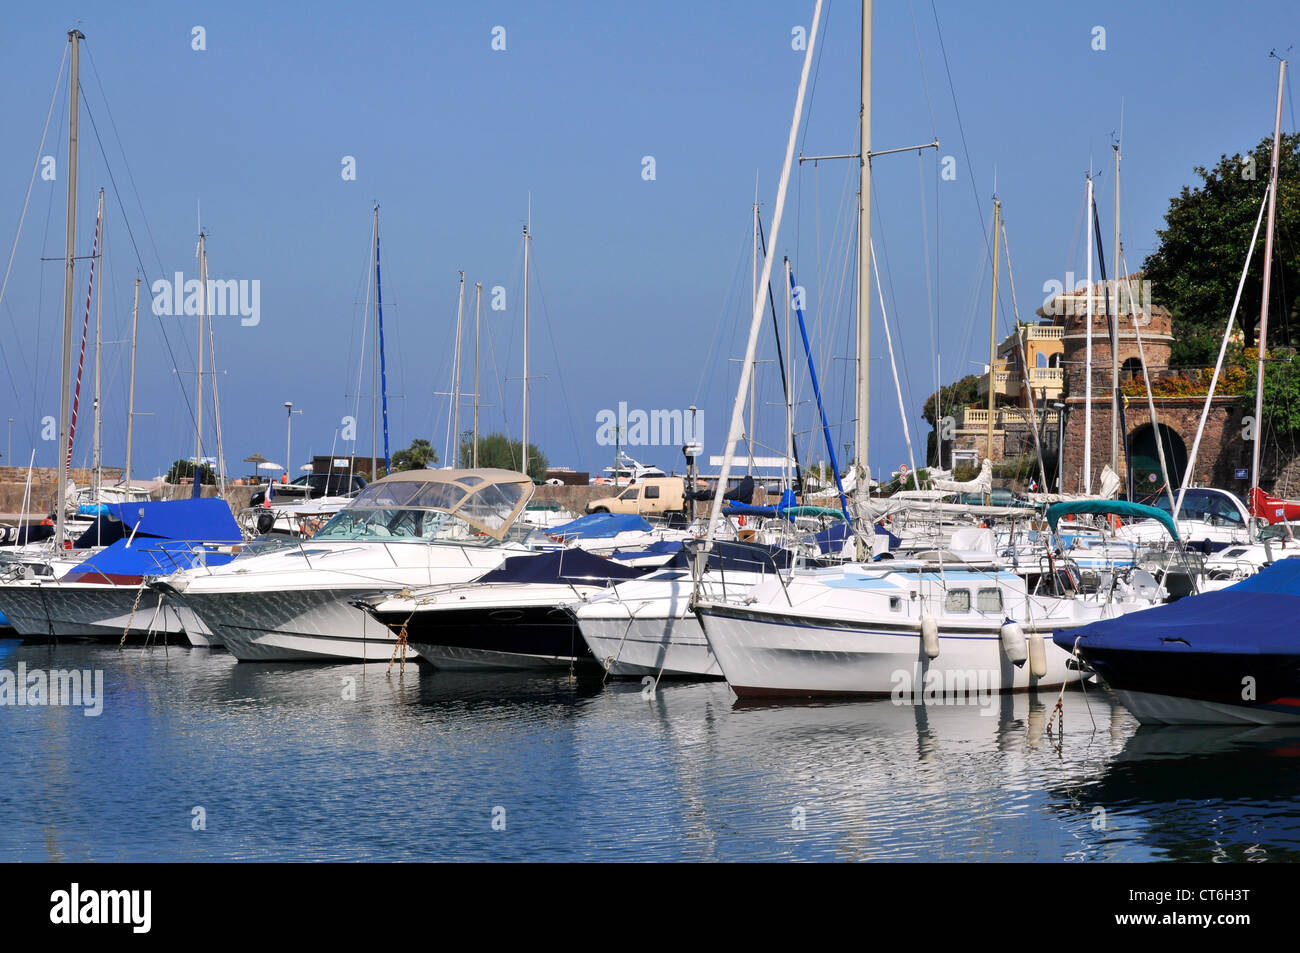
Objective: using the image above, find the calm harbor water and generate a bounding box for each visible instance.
[1,638,1297,862]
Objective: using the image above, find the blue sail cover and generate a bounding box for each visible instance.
[475,548,649,585]
[723,488,800,520]
[62,537,238,583]
[549,513,653,539]
[1055,558,1300,656]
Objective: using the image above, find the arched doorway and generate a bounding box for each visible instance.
[1129,422,1188,495]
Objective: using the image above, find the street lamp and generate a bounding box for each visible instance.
[284,402,303,482]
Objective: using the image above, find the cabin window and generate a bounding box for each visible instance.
[976,588,1003,613]
[620,488,640,501]
[644,485,660,499]
[944,589,970,613]
[889,596,902,612]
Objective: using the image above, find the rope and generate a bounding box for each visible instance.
[386,611,414,674]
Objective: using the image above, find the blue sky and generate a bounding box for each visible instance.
[0,1,1296,481]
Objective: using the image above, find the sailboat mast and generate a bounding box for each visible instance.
[784,257,794,491]
[855,0,872,492]
[1112,143,1121,473]
[452,272,465,468]
[374,205,390,474]
[750,198,758,476]
[985,198,1001,500]
[1084,174,1094,494]
[56,29,83,548]
[124,277,139,488]
[522,222,530,479]
[371,206,378,480]
[1251,58,1287,493]
[473,281,482,469]
[195,231,205,472]
[93,188,104,499]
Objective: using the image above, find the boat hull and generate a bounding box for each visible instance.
[1080,647,1300,725]
[696,602,1082,698]
[0,580,190,641]
[369,603,596,671]
[177,586,402,662]
[576,611,722,678]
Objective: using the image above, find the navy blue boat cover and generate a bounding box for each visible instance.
[475,548,650,585]
[1055,558,1300,655]
[610,539,684,561]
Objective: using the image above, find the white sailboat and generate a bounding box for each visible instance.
[692,0,1168,697]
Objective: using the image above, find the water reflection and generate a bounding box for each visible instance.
[0,643,1297,861]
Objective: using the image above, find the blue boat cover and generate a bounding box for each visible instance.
[62,537,238,582]
[548,513,653,539]
[610,539,684,561]
[475,548,649,585]
[1055,558,1300,655]
[814,521,853,554]
[661,540,825,573]
[74,498,242,550]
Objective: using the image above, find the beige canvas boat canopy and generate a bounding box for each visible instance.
[352,468,534,540]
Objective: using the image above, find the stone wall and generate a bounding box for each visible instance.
[1059,395,1255,495]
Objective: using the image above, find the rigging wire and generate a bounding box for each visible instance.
[0,43,67,411]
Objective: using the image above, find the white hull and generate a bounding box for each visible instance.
[0,580,188,639]
[177,585,407,662]
[696,602,1082,697]
[577,612,721,678]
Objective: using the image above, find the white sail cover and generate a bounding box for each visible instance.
[931,459,993,495]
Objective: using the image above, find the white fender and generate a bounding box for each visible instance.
[1000,620,1027,667]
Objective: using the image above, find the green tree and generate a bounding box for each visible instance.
[166,458,216,485]
[1243,347,1300,437]
[920,373,980,466]
[458,432,548,482]
[390,438,438,471]
[1144,132,1300,365]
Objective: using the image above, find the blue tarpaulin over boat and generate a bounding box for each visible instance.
[74,498,242,549]
[62,537,238,582]
[1055,558,1300,655]
[548,513,653,539]
[475,548,649,585]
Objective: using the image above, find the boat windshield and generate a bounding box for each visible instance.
[312,507,493,543]
[1150,490,1245,525]
[1260,522,1297,542]
[310,472,530,542]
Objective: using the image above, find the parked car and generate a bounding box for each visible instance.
[586,476,686,517]
[249,473,368,508]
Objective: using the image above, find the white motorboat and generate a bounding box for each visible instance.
[156,468,536,662]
